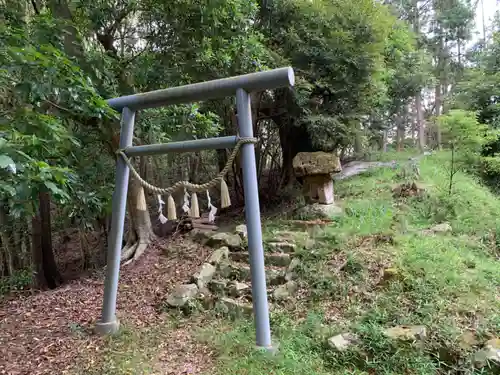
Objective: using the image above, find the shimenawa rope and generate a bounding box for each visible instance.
[115,137,257,195]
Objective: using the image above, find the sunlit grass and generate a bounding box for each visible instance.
[206,151,500,374]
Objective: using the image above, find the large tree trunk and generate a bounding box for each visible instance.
[382,129,388,152]
[396,110,406,152]
[120,178,156,263]
[49,0,155,263]
[32,191,62,289]
[415,93,425,151]
[0,204,15,277]
[278,120,315,186]
[354,123,363,155]
[434,29,446,150]
[434,81,442,150]
[411,0,425,152]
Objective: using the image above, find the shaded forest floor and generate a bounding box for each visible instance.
[0,238,216,375]
[1,151,500,374]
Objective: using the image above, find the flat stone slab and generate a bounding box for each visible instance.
[219,297,253,316]
[272,231,309,243]
[474,338,500,368]
[384,325,427,341]
[293,151,342,176]
[192,263,216,288]
[166,284,199,307]
[218,262,251,281]
[189,229,213,244]
[229,281,250,297]
[206,232,242,249]
[235,224,247,239]
[207,247,229,265]
[421,222,452,235]
[268,242,297,253]
[266,269,286,286]
[273,280,298,300]
[265,253,292,267]
[328,333,360,351]
[295,203,343,220]
[208,279,228,294]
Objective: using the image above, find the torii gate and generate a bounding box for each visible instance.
[95,67,295,350]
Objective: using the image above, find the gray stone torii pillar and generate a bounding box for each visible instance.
[95,68,295,350]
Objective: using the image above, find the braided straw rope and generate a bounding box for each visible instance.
[116,137,257,195]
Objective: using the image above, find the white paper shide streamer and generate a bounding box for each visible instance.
[157,194,167,224]
[206,190,217,223]
[182,188,191,214]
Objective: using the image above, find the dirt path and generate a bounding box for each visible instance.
[334,154,426,181]
[333,160,395,180]
[0,238,215,375]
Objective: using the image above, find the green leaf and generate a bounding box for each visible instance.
[0,183,16,197]
[44,181,66,196]
[0,154,15,170]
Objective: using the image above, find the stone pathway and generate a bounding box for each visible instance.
[165,226,308,315]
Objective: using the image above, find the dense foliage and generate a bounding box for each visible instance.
[1,0,496,289]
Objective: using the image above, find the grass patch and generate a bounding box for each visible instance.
[72,324,162,375]
[203,152,500,374]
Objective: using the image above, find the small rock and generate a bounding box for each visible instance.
[422,222,452,236]
[458,331,478,350]
[379,267,400,284]
[235,224,248,239]
[430,223,452,233]
[273,231,309,243]
[219,297,253,316]
[237,266,251,281]
[166,284,199,307]
[208,279,228,294]
[384,325,427,341]
[198,286,211,297]
[266,253,292,267]
[474,338,500,368]
[217,262,233,278]
[305,238,316,249]
[287,258,301,272]
[392,181,426,198]
[218,262,251,281]
[267,269,286,285]
[268,242,297,253]
[189,229,213,244]
[206,232,242,249]
[295,203,343,220]
[328,333,359,351]
[229,281,250,297]
[207,247,229,265]
[285,258,301,281]
[193,263,216,288]
[273,280,298,300]
[486,338,500,350]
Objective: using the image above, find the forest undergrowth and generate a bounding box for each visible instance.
[2,151,498,375]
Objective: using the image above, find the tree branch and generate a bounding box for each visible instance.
[31,0,40,15]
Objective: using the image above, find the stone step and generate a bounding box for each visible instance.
[267,241,297,253]
[266,253,292,267]
[218,297,253,316]
[227,252,292,267]
[206,232,243,250]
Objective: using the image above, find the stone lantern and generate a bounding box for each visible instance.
[292,152,342,204]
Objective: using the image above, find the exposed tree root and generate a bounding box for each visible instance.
[121,232,156,265]
[120,181,157,265]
